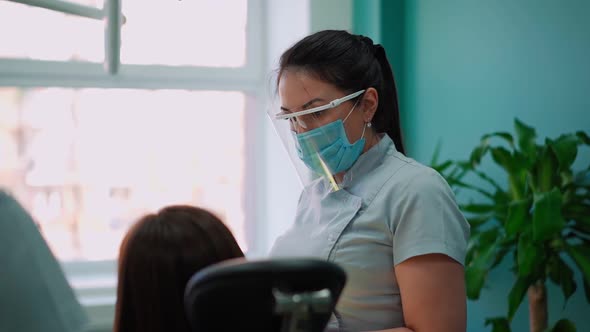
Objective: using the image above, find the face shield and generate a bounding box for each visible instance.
[266,90,366,191]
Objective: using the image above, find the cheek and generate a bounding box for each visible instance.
[345,113,366,138]
[343,120,362,141]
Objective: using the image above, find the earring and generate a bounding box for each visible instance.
[366,122,372,128]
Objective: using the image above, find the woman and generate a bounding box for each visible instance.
[268,30,470,332]
[113,205,244,332]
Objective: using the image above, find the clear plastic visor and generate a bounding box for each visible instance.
[266,90,365,190]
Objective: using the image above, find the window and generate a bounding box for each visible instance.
[0,1,268,326]
[0,0,316,328]
[0,0,247,67]
[0,0,104,62]
[0,87,247,261]
[0,0,263,265]
[121,0,247,67]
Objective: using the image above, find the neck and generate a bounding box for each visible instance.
[333,129,380,184]
[362,129,380,153]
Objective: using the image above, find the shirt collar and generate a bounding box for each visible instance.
[340,134,396,188]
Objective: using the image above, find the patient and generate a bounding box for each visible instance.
[0,190,88,332]
[113,205,244,332]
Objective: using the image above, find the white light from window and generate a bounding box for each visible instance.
[0,0,248,67]
[0,87,247,261]
[121,0,247,67]
[0,1,104,62]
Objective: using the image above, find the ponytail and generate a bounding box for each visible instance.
[373,45,405,155]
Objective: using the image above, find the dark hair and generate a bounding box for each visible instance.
[113,205,244,332]
[277,30,405,155]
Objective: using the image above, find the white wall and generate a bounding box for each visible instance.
[260,0,310,257]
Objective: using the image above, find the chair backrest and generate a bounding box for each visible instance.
[184,258,347,332]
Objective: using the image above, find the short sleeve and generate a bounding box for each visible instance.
[391,169,470,266]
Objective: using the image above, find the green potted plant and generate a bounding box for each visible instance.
[431,119,590,332]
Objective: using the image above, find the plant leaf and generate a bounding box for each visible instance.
[491,147,515,173]
[515,118,537,159]
[485,317,511,332]
[482,131,515,148]
[450,179,494,200]
[550,134,579,172]
[494,190,511,206]
[461,203,497,214]
[465,265,487,300]
[472,168,506,194]
[570,212,590,235]
[547,255,560,284]
[433,160,453,173]
[490,147,528,199]
[465,229,503,299]
[576,131,590,145]
[468,215,493,228]
[430,139,443,166]
[556,257,577,306]
[517,232,544,278]
[534,144,560,193]
[470,143,490,167]
[550,318,577,332]
[532,188,565,243]
[565,244,590,300]
[583,278,590,304]
[491,245,512,269]
[506,199,530,236]
[572,167,590,187]
[508,276,530,320]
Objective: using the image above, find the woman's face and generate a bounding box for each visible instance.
[278,70,367,144]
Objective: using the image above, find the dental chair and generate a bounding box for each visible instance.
[184,258,347,332]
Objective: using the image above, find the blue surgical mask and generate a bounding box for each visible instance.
[294,104,366,175]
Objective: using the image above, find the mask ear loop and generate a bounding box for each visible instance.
[360,121,367,139]
[342,97,361,123]
[342,97,368,141]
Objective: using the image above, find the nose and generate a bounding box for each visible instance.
[290,119,309,134]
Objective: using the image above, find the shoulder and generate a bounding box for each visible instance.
[379,152,452,197]
[0,189,13,203]
[0,189,24,219]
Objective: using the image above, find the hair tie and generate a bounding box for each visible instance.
[373,44,385,58]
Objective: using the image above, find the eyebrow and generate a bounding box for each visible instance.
[280,97,326,112]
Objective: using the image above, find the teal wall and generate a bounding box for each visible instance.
[354,0,590,331]
[352,0,411,143]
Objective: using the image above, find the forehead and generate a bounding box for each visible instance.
[278,70,341,107]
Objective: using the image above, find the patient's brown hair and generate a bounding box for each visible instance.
[113,205,244,332]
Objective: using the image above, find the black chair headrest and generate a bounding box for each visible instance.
[184,258,347,332]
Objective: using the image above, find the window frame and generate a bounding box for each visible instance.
[0,0,267,328]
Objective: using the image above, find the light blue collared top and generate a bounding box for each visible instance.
[270,135,470,331]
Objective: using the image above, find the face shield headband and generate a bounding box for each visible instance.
[274,90,365,129]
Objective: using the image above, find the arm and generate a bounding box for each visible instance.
[393,253,467,332]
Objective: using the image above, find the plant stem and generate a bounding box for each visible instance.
[528,281,548,332]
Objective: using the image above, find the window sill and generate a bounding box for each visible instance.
[64,261,117,332]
